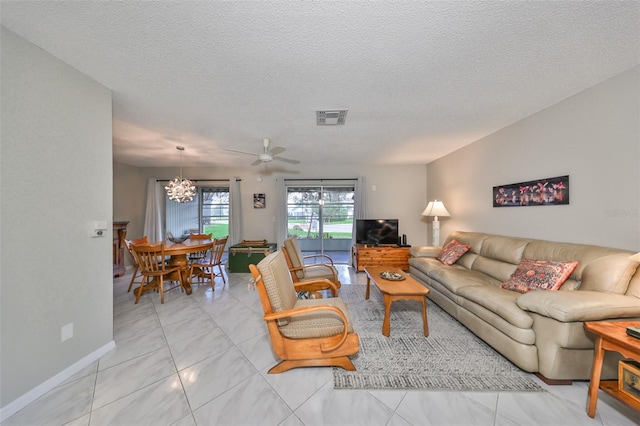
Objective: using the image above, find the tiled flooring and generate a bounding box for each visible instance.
[3,265,640,426]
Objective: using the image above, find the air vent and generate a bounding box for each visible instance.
[316,109,348,125]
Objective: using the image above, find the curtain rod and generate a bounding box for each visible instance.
[156,179,240,182]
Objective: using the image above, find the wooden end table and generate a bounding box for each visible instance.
[584,320,640,418]
[364,266,429,337]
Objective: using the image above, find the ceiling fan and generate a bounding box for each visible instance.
[224,138,300,166]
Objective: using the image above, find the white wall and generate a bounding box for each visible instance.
[113,162,428,254]
[427,66,640,251]
[1,28,114,412]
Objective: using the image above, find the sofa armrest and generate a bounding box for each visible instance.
[410,246,441,258]
[516,290,640,322]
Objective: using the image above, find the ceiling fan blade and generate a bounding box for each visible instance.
[273,156,300,164]
[268,146,286,156]
[251,159,263,166]
[224,148,259,157]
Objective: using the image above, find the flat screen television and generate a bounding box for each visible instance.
[355,219,399,245]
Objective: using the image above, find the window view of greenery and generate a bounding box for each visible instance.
[286,187,354,241]
[165,187,229,239]
[201,188,230,238]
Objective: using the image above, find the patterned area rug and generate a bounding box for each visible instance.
[333,284,546,392]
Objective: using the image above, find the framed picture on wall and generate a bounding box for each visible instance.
[493,175,569,207]
[253,193,266,209]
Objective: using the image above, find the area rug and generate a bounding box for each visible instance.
[332,284,546,392]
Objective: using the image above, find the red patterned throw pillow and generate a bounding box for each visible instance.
[436,239,471,266]
[501,259,579,293]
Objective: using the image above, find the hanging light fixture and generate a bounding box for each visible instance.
[165,146,196,203]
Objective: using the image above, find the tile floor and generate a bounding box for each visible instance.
[3,265,640,426]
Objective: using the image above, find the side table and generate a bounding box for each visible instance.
[584,321,640,418]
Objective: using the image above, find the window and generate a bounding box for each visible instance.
[201,188,229,238]
[165,187,229,239]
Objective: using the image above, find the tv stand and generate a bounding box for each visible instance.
[352,244,410,272]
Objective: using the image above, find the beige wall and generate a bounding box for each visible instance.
[427,66,640,251]
[113,162,429,257]
[1,28,114,411]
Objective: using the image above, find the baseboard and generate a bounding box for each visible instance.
[0,340,116,422]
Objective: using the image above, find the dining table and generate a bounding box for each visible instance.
[164,238,213,295]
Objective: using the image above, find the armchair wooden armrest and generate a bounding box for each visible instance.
[293,262,338,277]
[293,278,338,296]
[302,253,335,265]
[264,304,351,352]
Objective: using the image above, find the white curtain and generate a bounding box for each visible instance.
[229,177,242,245]
[275,176,288,248]
[352,176,368,246]
[143,178,164,242]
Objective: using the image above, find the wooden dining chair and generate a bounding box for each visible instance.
[282,236,341,296]
[188,232,212,264]
[249,251,359,374]
[131,242,184,304]
[189,236,228,289]
[125,236,148,292]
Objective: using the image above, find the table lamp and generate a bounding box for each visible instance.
[422,200,450,247]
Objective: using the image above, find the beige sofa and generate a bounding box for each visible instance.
[409,231,640,383]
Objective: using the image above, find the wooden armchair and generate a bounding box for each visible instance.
[282,236,342,296]
[249,251,358,374]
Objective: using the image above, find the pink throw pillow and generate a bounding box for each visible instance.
[436,240,471,266]
[501,258,579,293]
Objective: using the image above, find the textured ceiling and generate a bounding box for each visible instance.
[2,1,639,169]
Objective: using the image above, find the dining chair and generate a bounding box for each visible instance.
[131,242,184,304]
[124,236,149,292]
[189,236,228,290]
[282,236,342,296]
[249,251,359,373]
[188,232,212,264]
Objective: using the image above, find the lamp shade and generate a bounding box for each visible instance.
[422,200,450,217]
[630,252,640,262]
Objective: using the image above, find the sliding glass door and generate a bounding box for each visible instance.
[286,184,354,263]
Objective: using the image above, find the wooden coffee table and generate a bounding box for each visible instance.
[364,266,430,337]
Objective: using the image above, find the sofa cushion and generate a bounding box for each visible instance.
[436,239,470,265]
[517,290,640,322]
[522,240,621,281]
[409,256,447,275]
[472,256,519,283]
[501,259,578,293]
[445,231,488,255]
[627,272,640,298]
[579,253,639,294]
[429,267,500,294]
[410,246,441,258]
[479,235,530,265]
[457,286,534,329]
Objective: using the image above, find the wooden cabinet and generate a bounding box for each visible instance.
[352,244,410,272]
[113,221,129,277]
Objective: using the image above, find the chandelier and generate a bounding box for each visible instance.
[165,146,196,203]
